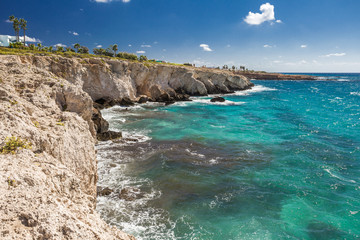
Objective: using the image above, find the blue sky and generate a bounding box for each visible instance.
[1,0,360,72]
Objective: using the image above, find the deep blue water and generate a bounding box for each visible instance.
[96,74,360,240]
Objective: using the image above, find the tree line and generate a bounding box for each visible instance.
[8,15,27,45]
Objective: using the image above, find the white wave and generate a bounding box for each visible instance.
[337,79,350,82]
[350,92,360,96]
[121,130,152,143]
[350,210,359,215]
[209,158,219,165]
[324,168,356,183]
[232,85,277,96]
[185,148,205,158]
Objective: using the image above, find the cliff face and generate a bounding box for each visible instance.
[19,55,253,102]
[0,55,134,240]
[0,54,252,239]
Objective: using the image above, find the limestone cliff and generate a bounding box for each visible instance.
[0,54,252,239]
[19,55,253,102]
[0,55,134,240]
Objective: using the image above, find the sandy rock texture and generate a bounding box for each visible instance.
[0,55,134,240]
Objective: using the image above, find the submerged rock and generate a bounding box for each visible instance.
[97,187,113,197]
[118,187,144,201]
[210,97,225,102]
[97,131,123,141]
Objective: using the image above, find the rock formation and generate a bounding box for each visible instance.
[0,54,253,239]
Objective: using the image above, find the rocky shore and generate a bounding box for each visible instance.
[0,54,253,239]
[239,72,317,80]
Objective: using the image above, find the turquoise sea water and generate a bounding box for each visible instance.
[96,73,360,240]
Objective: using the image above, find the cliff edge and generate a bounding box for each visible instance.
[0,54,252,239]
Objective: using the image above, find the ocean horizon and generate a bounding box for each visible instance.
[96,73,360,240]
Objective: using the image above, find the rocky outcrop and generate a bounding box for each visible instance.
[239,72,317,80]
[18,55,253,103]
[210,97,226,102]
[0,55,134,240]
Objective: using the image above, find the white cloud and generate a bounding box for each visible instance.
[263,44,275,48]
[141,44,151,48]
[154,41,158,44]
[301,45,307,48]
[322,53,346,57]
[275,20,282,23]
[54,43,67,47]
[200,44,213,52]
[226,44,231,48]
[5,19,11,23]
[128,44,132,47]
[68,31,79,36]
[136,50,146,54]
[25,36,41,43]
[96,45,102,48]
[244,3,279,25]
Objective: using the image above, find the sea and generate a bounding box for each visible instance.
[96,73,360,240]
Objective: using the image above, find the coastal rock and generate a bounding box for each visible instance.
[97,131,123,141]
[97,187,114,196]
[119,187,144,201]
[18,55,253,103]
[137,95,148,104]
[92,107,109,134]
[210,97,226,102]
[0,55,134,240]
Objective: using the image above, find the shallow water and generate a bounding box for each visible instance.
[97,73,360,240]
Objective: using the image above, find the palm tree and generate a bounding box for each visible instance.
[48,46,53,52]
[9,15,20,42]
[20,18,27,46]
[112,44,118,56]
[37,43,42,50]
[74,43,81,53]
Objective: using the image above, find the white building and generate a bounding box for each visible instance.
[0,35,17,47]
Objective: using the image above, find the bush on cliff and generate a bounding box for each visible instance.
[0,136,32,154]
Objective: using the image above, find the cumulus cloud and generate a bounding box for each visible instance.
[54,43,67,47]
[200,44,213,52]
[136,50,145,54]
[25,36,42,42]
[301,45,307,48]
[68,31,79,36]
[141,44,151,48]
[244,3,280,25]
[322,53,346,57]
[96,45,102,48]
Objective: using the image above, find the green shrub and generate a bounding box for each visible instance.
[0,136,32,154]
[139,55,148,62]
[116,52,138,61]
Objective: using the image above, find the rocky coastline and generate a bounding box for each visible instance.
[239,72,317,80]
[0,54,253,239]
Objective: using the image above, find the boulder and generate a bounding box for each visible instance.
[137,95,148,104]
[97,187,113,196]
[97,131,123,141]
[92,107,109,134]
[118,187,144,201]
[210,97,225,102]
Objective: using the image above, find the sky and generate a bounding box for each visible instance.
[1,0,360,72]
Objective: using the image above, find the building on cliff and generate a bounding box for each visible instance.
[0,35,17,47]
